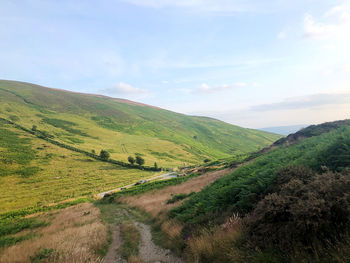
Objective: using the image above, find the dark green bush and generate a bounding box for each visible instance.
[136,156,145,166]
[247,167,350,253]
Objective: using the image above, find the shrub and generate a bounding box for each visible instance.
[135,156,145,166]
[128,156,135,165]
[167,192,195,204]
[247,166,350,253]
[30,248,56,262]
[99,150,110,161]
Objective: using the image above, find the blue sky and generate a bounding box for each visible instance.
[1,0,350,128]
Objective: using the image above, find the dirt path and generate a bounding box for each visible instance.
[103,226,126,263]
[135,222,184,263]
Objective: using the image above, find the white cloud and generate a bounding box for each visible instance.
[100,82,149,98]
[303,4,350,39]
[193,82,246,94]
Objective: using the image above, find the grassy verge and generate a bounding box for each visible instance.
[120,222,142,261]
[0,198,90,220]
[0,203,108,263]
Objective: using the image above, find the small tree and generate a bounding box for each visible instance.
[135,156,145,166]
[154,162,158,170]
[204,158,211,163]
[91,149,96,154]
[128,156,135,165]
[99,150,110,161]
[32,125,37,131]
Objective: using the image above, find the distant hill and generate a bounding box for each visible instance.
[0,80,281,168]
[259,124,307,135]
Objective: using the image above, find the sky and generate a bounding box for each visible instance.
[1,0,350,128]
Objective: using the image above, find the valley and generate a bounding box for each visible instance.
[0,80,348,263]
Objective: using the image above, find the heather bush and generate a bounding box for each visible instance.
[247,166,350,254]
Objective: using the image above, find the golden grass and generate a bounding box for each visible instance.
[120,168,235,218]
[0,203,108,263]
[160,220,183,240]
[185,219,244,263]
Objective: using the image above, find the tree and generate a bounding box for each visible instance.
[91,149,96,154]
[99,150,110,161]
[154,162,158,170]
[128,156,135,165]
[135,156,145,166]
[31,125,37,131]
[204,158,211,163]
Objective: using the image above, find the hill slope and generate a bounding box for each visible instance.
[171,120,350,224]
[0,119,154,213]
[0,80,281,167]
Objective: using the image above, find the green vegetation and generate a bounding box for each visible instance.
[0,79,281,168]
[158,121,350,263]
[120,222,141,260]
[171,123,350,227]
[0,122,156,213]
[135,155,145,166]
[128,156,135,164]
[0,198,90,220]
[30,248,56,263]
[0,126,36,166]
[99,149,110,161]
[0,217,48,248]
[166,192,195,204]
[42,117,89,137]
[247,166,349,255]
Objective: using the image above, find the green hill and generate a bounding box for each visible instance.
[0,79,280,168]
[171,120,350,224]
[0,79,280,213]
[0,119,155,213]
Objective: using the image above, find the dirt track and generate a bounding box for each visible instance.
[135,222,184,263]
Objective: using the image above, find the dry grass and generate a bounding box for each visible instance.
[120,168,235,218]
[0,203,108,263]
[185,217,244,263]
[160,220,183,240]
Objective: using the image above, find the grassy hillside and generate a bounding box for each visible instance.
[171,120,350,225]
[0,120,154,214]
[0,80,281,168]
